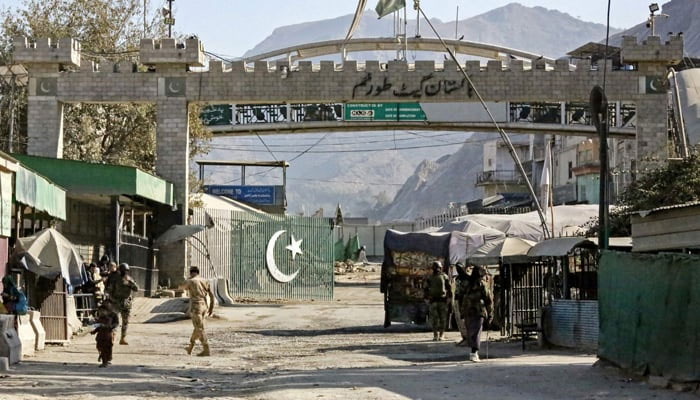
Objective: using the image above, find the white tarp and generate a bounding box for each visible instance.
[443,205,600,241]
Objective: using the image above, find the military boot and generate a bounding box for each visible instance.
[439,331,445,341]
[432,332,438,341]
[197,344,210,357]
[119,335,128,345]
[186,342,195,355]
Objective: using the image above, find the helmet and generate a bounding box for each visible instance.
[118,263,130,273]
[100,255,110,264]
[431,261,443,271]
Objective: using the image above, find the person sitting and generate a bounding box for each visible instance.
[1,276,28,315]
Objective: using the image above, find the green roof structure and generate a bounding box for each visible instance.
[12,154,174,207]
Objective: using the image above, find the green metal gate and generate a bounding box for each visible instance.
[229,211,334,301]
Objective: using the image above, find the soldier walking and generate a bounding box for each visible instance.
[106,263,138,345]
[425,261,450,341]
[180,266,215,356]
[458,265,494,362]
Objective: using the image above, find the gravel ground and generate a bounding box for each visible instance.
[2,272,696,400]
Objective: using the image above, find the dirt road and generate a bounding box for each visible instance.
[3,273,694,400]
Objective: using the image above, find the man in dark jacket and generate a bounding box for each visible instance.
[457,265,493,362]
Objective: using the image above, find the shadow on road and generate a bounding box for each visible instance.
[7,355,675,400]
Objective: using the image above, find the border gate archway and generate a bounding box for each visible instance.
[13,35,684,282]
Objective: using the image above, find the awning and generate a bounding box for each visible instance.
[15,165,66,220]
[527,237,597,257]
[12,154,174,207]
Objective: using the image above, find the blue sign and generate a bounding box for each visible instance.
[204,185,276,205]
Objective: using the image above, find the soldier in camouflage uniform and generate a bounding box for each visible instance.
[425,261,450,341]
[106,263,138,345]
[457,265,493,362]
[179,266,215,356]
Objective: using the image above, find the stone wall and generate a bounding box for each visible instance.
[12,34,685,281]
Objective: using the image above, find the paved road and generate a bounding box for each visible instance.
[3,274,695,399]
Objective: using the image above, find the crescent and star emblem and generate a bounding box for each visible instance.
[266,230,302,283]
[168,81,181,94]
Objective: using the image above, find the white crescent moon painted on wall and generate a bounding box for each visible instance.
[39,81,50,93]
[168,82,180,94]
[649,78,658,92]
[266,230,300,283]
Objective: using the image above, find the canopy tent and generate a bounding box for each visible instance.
[447,226,506,265]
[16,228,85,287]
[527,237,597,257]
[468,237,536,265]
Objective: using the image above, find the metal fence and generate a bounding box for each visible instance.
[191,209,334,301]
[599,251,700,382]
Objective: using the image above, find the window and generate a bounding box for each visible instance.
[568,161,573,179]
[487,159,492,167]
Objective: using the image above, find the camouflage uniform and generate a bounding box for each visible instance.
[457,272,494,352]
[106,272,138,341]
[426,272,450,340]
[180,275,215,356]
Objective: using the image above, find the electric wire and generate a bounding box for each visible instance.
[417,4,550,239]
[255,133,278,160]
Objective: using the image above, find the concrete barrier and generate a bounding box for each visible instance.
[0,315,22,364]
[216,278,235,306]
[16,314,35,357]
[29,311,45,351]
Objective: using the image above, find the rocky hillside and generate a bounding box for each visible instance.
[205,4,627,219]
[371,140,486,222]
[245,3,618,59]
[608,0,700,56]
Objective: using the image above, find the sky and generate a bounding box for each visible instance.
[0,0,651,57]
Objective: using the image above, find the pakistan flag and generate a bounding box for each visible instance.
[375,0,406,18]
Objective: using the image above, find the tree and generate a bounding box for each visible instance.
[0,0,211,173]
[585,154,700,237]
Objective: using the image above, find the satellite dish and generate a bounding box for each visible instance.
[161,7,170,17]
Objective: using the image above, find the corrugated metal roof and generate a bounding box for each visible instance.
[637,200,700,217]
[12,154,174,206]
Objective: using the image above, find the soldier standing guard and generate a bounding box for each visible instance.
[106,263,138,345]
[180,266,215,357]
[425,261,450,341]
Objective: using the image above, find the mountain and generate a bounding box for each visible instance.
[205,4,627,219]
[371,140,485,222]
[608,0,700,56]
[245,3,619,59]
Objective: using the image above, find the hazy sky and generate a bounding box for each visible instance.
[1,0,651,57]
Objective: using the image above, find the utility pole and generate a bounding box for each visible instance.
[165,0,175,38]
[143,0,147,38]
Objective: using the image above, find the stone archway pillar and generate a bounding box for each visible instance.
[155,97,190,285]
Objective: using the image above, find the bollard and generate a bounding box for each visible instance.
[29,311,46,351]
[17,314,35,357]
[0,315,22,364]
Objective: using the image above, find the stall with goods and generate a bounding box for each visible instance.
[381,230,450,326]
